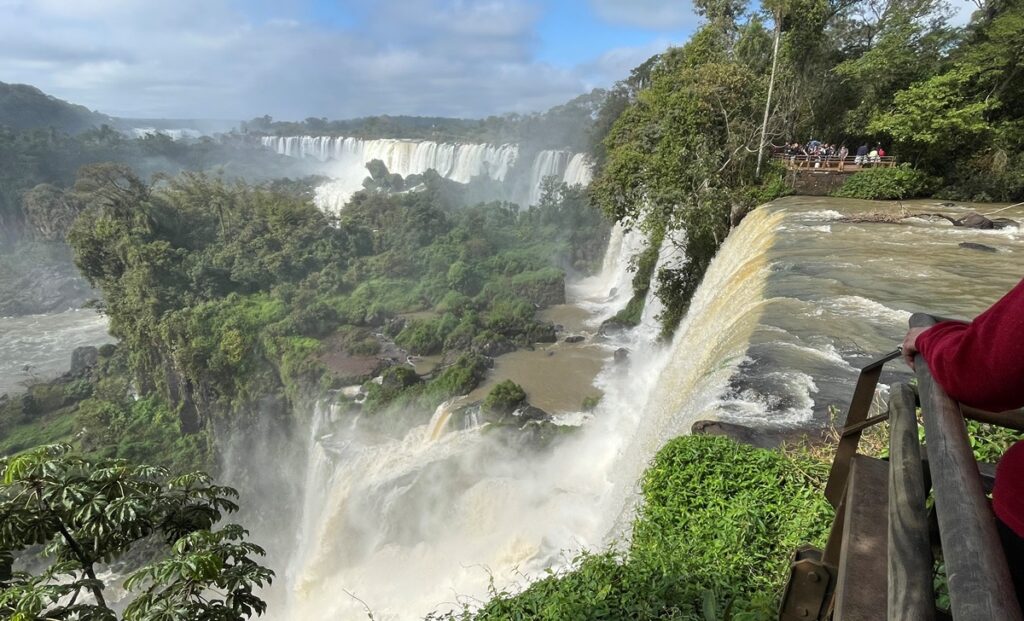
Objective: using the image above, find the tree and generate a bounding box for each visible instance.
[0,444,272,620]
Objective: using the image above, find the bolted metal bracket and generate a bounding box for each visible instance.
[779,545,835,621]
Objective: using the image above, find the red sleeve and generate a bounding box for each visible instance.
[916,278,1024,412]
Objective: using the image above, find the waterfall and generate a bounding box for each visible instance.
[570,222,649,322]
[526,150,570,206]
[262,136,519,214]
[261,136,518,182]
[637,230,689,336]
[262,207,784,620]
[263,137,592,213]
[562,153,593,187]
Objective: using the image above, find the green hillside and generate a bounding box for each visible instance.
[0,81,111,134]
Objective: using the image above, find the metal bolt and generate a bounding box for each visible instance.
[808,571,820,583]
[797,606,810,617]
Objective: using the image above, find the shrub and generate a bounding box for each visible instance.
[482,380,527,414]
[395,319,445,355]
[833,164,937,200]
[62,379,94,403]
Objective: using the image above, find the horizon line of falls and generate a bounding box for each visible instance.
[244,197,1024,620]
[260,136,591,213]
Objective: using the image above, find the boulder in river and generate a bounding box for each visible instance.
[564,335,585,344]
[959,242,998,253]
[598,318,629,336]
[512,404,550,423]
[953,212,1019,230]
[956,212,993,229]
[66,346,98,378]
[613,348,630,364]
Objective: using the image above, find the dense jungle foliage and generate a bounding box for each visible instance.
[0,162,606,469]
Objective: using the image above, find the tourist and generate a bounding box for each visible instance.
[902,278,1024,601]
[868,147,879,164]
[855,143,869,165]
[838,145,849,171]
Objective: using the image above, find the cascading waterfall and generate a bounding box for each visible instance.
[262,136,519,214]
[525,150,570,206]
[265,207,783,620]
[562,153,593,187]
[637,230,690,337]
[263,137,592,213]
[571,222,649,322]
[261,136,518,182]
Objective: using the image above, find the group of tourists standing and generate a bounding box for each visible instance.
[781,140,888,170]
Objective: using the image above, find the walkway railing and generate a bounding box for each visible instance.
[772,153,897,171]
[779,313,1023,620]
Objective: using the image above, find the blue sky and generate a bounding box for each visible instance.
[0,0,976,121]
[0,0,699,120]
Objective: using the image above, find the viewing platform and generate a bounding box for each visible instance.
[772,154,897,196]
[779,314,1023,621]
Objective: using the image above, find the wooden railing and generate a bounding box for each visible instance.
[779,314,1023,620]
[772,154,897,171]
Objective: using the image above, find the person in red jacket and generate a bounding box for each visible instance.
[902,277,1024,599]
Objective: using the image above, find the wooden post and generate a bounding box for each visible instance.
[887,382,935,621]
[910,313,1022,621]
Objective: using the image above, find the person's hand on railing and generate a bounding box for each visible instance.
[901,327,930,369]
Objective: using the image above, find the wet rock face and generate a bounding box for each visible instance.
[67,346,98,378]
[473,337,515,358]
[512,404,550,423]
[690,420,810,449]
[598,319,629,337]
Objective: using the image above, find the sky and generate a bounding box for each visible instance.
[0,0,978,122]
[0,0,700,121]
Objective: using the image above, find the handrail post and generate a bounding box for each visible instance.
[825,350,901,506]
[910,313,1022,621]
[887,382,935,621]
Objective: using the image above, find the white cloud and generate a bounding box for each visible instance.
[589,0,699,30]
[0,0,623,120]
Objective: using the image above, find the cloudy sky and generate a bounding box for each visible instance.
[0,0,701,121]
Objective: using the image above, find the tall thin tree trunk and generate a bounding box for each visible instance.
[756,13,783,178]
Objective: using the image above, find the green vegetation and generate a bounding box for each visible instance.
[0,81,111,134]
[6,159,606,464]
[0,444,271,620]
[585,0,1024,335]
[833,164,938,200]
[436,436,832,620]
[482,380,527,415]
